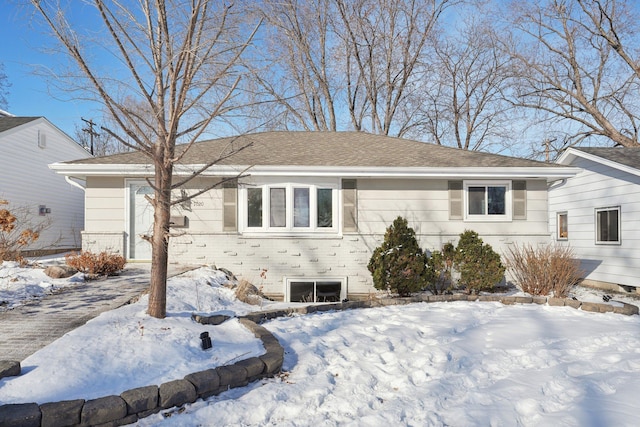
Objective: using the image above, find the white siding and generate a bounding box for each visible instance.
[85,177,126,232]
[549,156,640,288]
[170,177,224,233]
[0,119,91,251]
[357,178,549,241]
[166,177,550,299]
[84,175,552,299]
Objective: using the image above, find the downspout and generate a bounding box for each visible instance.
[547,178,567,190]
[65,176,86,191]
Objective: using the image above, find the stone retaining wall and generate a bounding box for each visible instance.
[0,318,283,427]
[1,294,636,426]
[242,294,638,324]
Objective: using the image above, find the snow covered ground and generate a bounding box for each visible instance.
[0,260,85,310]
[1,261,640,426]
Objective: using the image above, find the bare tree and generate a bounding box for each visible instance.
[577,0,640,79]
[409,17,516,151]
[32,0,260,318]
[250,0,338,131]
[504,0,640,148]
[335,0,454,136]
[0,63,10,110]
[73,119,127,157]
[248,0,456,136]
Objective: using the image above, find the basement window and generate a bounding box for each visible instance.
[286,279,345,303]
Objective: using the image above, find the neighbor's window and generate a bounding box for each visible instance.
[243,182,338,232]
[464,181,511,221]
[557,212,568,239]
[596,207,620,244]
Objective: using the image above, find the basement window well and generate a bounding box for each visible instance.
[286,278,346,303]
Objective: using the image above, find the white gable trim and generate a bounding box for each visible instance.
[557,148,640,178]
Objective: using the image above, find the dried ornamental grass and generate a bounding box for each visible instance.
[65,251,126,278]
[506,244,583,297]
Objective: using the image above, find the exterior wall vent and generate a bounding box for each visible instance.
[38,130,47,149]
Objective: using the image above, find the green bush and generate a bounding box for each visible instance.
[454,230,505,293]
[426,242,456,295]
[368,217,434,296]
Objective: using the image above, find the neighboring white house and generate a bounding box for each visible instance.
[0,115,92,253]
[549,146,640,294]
[51,131,578,300]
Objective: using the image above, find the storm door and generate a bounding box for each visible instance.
[129,183,154,260]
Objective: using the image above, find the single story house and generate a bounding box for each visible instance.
[0,115,91,253]
[549,146,640,294]
[51,131,578,301]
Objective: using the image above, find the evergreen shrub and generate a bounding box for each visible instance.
[427,242,456,294]
[368,216,435,296]
[454,230,505,293]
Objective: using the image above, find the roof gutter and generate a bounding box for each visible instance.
[48,164,87,191]
[49,163,580,181]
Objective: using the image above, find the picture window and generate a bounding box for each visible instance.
[242,181,338,233]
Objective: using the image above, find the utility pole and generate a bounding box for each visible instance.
[81,117,99,155]
[542,137,557,163]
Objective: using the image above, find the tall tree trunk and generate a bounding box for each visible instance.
[147,159,172,319]
[31,1,260,320]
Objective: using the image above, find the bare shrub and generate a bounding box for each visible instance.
[505,244,583,297]
[0,200,46,263]
[65,251,126,278]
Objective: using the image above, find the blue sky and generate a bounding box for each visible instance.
[1,2,103,138]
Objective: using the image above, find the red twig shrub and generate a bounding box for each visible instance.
[65,251,126,278]
[505,243,583,297]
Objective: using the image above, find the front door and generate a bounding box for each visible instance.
[129,183,154,260]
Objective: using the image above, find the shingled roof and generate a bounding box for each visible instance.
[572,146,640,170]
[65,131,560,169]
[0,117,40,134]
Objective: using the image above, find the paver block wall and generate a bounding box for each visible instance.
[0,318,283,427]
